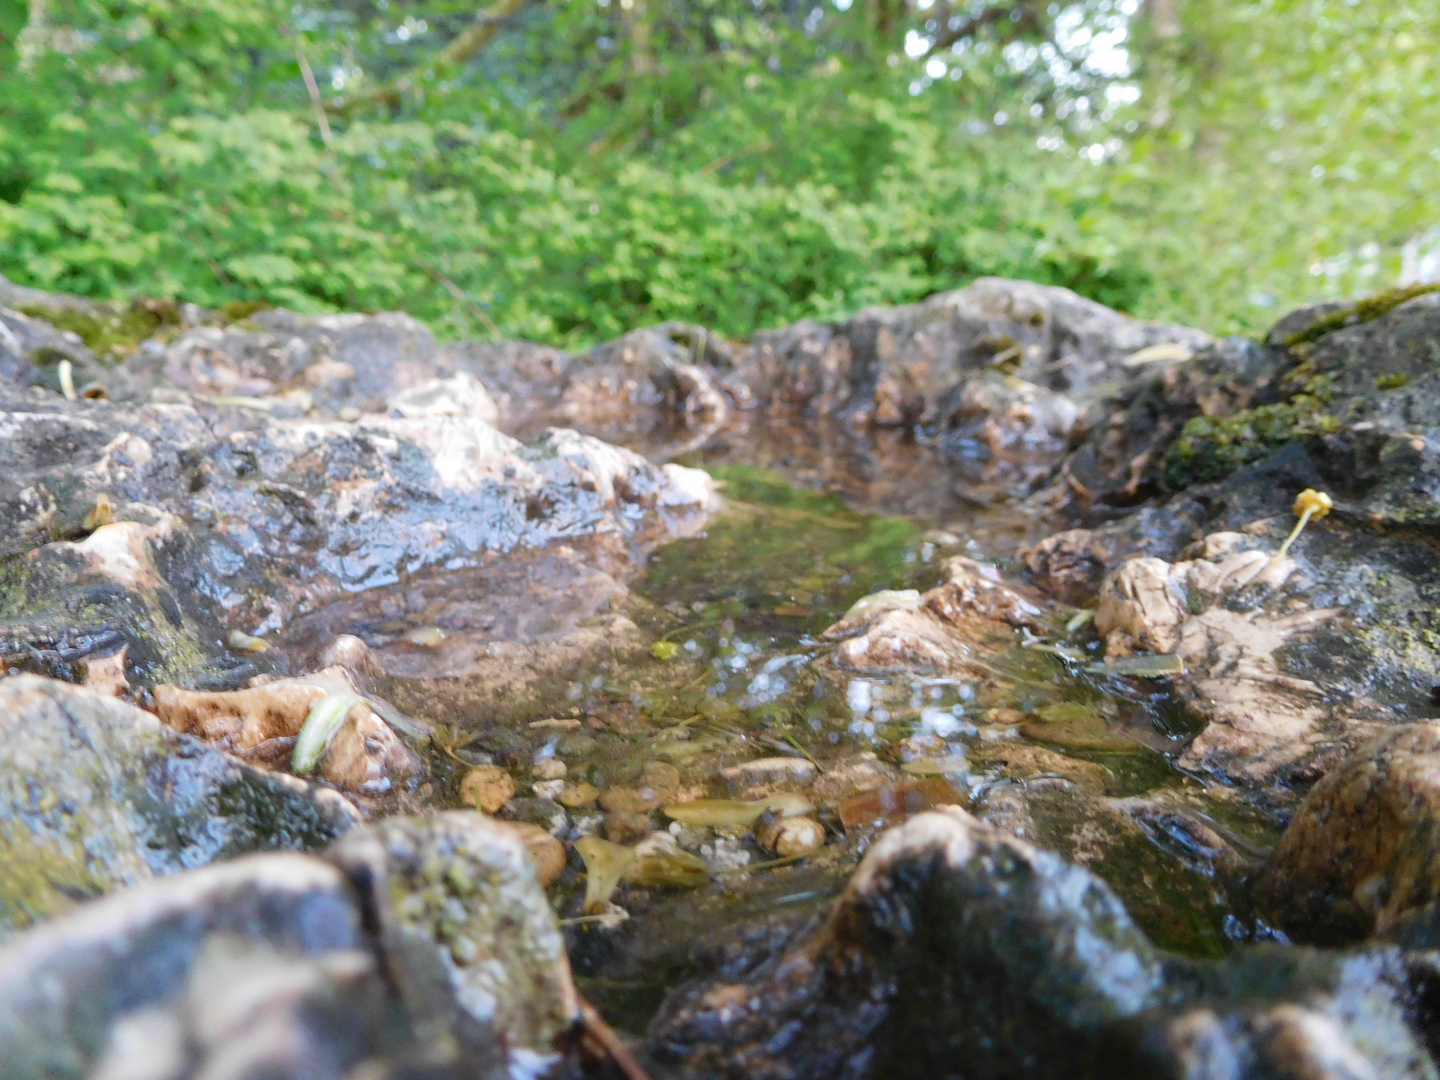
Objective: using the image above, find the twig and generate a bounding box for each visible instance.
[296,52,334,147]
[578,996,654,1080]
[415,262,501,340]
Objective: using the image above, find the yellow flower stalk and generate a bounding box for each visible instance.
[1276,489,1333,558]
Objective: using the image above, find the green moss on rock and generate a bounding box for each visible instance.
[1282,282,1440,348]
[1164,396,1341,488]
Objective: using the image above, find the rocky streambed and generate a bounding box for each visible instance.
[3,272,1440,1078]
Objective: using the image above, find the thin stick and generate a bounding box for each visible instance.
[578,996,653,1080]
[296,51,334,147]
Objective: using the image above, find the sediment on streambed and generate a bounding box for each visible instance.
[3,276,1440,1078]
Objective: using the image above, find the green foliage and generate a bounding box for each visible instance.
[0,0,1434,346]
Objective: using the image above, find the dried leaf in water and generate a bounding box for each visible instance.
[292,692,361,775]
[837,778,965,831]
[662,798,764,826]
[663,792,814,827]
[575,837,637,915]
[1086,653,1186,678]
[901,756,968,777]
[1034,702,1093,723]
[625,835,709,888]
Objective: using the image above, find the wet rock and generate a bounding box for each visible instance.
[0,675,358,936]
[1091,538,1370,785]
[1260,720,1440,944]
[326,811,580,1068]
[650,807,1439,1080]
[822,553,1045,679]
[150,667,422,796]
[388,370,500,425]
[0,367,714,685]
[1022,527,1111,606]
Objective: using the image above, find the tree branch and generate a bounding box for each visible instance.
[328,0,539,117]
[924,3,1045,59]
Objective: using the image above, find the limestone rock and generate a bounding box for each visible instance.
[1092,540,1354,784]
[326,811,581,1068]
[0,675,358,937]
[1260,720,1440,944]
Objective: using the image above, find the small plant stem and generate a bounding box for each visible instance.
[1275,507,1315,559]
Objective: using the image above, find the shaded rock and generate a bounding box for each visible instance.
[650,807,1439,1080]
[0,811,583,1079]
[744,277,1210,425]
[1022,527,1111,605]
[0,675,358,937]
[0,852,393,1080]
[326,811,580,1070]
[1260,720,1440,945]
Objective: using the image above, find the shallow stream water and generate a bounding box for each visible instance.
[291,418,1287,1050]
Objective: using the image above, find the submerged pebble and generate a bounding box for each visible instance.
[459,765,515,814]
[757,816,825,858]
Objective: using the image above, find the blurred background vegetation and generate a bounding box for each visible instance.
[0,0,1434,346]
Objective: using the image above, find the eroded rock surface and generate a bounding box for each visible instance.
[651,808,1440,1080]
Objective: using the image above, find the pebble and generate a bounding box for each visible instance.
[605,810,653,844]
[459,765,515,814]
[504,822,566,886]
[559,782,600,808]
[533,758,567,781]
[532,779,566,800]
[720,756,818,790]
[600,786,662,813]
[338,405,362,422]
[756,816,825,858]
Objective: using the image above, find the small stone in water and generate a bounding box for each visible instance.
[227,629,270,653]
[641,760,681,795]
[459,764,515,814]
[600,786,662,813]
[532,779,566,800]
[403,626,447,647]
[988,708,1026,725]
[559,782,600,808]
[533,758,567,781]
[338,405,362,422]
[720,756,818,790]
[756,816,825,858]
[605,810,653,844]
[505,821,566,886]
